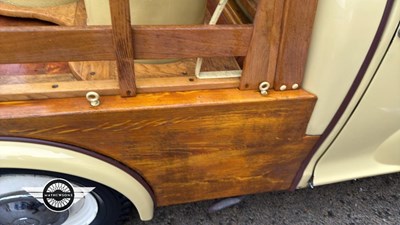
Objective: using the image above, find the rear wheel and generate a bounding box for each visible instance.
[0,169,132,225]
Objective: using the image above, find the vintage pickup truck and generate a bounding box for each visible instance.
[0,0,398,224]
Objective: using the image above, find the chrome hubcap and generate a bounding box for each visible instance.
[0,191,69,225]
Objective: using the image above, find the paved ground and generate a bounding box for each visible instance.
[126,173,400,224]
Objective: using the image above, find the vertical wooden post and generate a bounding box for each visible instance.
[109,0,137,97]
[240,0,285,90]
[273,0,318,90]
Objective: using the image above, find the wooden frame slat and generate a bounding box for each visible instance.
[0,26,115,63]
[0,25,253,64]
[133,25,252,59]
[110,0,137,97]
[0,77,239,101]
[239,0,285,90]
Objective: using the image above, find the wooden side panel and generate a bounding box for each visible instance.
[0,25,252,64]
[0,89,318,206]
[274,0,318,90]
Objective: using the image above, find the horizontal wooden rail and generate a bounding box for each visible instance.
[0,77,239,101]
[0,24,253,64]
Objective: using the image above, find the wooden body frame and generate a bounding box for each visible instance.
[0,0,320,208]
[0,0,317,98]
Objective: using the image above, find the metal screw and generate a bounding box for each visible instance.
[86,92,100,107]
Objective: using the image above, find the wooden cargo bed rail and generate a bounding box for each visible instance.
[0,25,253,62]
[0,0,318,100]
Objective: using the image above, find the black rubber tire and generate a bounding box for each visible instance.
[0,169,133,225]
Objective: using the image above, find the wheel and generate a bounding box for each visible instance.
[0,169,133,225]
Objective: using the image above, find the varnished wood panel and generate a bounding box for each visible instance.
[0,89,318,206]
[0,25,252,64]
[274,0,318,90]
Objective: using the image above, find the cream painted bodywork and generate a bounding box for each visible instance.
[303,0,386,135]
[84,0,206,25]
[0,141,154,221]
[299,0,400,187]
[313,24,400,185]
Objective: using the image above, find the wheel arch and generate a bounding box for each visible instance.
[0,137,155,221]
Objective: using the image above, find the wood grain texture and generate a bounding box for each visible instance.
[109,0,137,97]
[0,58,241,101]
[237,0,258,18]
[0,25,252,64]
[240,0,285,90]
[223,0,251,24]
[0,2,77,26]
[0,63,70,75]
[205,0,249,69]
[0,73,75,85]
[274,0,318,90]
[68,61,117,81]
[0,77,240,101]
[0,15,55,26]
[73,0,87,26]
[133,25,252,59]
[207,0,250,25]
[0,89,318,206]
[0,26,115,63]
[69,57,240,80]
